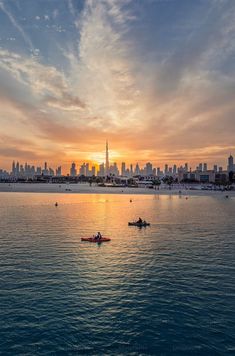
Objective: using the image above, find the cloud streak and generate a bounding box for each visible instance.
[0,0,34,51]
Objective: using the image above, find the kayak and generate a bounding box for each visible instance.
[81,237,111,243]
[128,222,150,227]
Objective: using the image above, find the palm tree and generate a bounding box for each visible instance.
[152,178,161,190]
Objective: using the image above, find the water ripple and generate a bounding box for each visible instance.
[0,193,235,355]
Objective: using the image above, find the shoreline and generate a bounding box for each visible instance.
[0,183,234,197]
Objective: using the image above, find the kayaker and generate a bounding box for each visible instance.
[137,217,143,224]
[95,232,102,240]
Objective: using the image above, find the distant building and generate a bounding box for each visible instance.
[98,163,105,177]
[70,162,77,177]
[85,163,90,176]
[36,167,42,175]
[146,162,153,176]
[135,163,140,176]
[91,166,96,176]
[164,164,168,175]
[42,162,49,175]
[227,154,234,172]
[79,163,86,176]
[121,162,126,176]
[105,140,109,175]
[56,166,62,176]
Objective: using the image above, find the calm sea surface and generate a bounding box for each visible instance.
[0,192,235,355]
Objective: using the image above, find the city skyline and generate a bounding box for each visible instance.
[0,0,235,168]
[1,145,234,179]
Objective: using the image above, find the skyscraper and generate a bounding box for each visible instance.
[85,163,90,176]
[98,163,105,177]
[146,162,153,176]
[12,161,15,176]
[228,154,234,172]
[105,140,109,175]
[70,162,77,177]
[135,163,140,176]
[56,166,62,176]
[165,164,168,175]
[16,162,20,176]
[121,162,126,176]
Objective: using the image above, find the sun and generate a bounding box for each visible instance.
[88,153,105,165]
[88,150,121,165]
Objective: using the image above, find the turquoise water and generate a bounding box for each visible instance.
[0,193,235,355]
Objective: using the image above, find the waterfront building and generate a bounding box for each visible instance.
[105,140,109,175]
[130,164,133,177]
[56,166,62,176]
[42,162,49,175]
[227,154,234,172]
[49,168,54,176]
[98,163,105,177]
[85,163,90,176]
[16,162,19,176]
[12,161,16,176]
[164,164,168,175]
[91,166,96,176]
[121,162,126,176]
[135,163,140,176]
[146,162,153,176]
[36,167,42,175]
[70,162,77,177]
[79,163,86,176]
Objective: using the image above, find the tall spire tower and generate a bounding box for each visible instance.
[105,140,109,175]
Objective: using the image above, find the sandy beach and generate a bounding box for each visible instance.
[0,182,234,197]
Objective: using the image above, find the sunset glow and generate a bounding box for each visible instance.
[0,0,235,171]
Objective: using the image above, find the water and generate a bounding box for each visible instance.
[0,192,235,355]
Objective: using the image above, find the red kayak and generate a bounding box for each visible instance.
[81,237,111,243]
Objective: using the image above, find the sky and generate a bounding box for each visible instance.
[0,0,235,171]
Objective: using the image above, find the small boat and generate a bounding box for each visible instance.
[55,202,58,207]
[81,237,111,243]
[128,221,150,227]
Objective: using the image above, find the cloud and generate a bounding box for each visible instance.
[0,1,34,50]
[67,0,75,17]
[44,93,85,111]
[69,0,139,127]
[0,49,85,111]
[52,9,59,19]
[0,0,235,169]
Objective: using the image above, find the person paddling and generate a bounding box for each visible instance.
[95,232,102,240]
